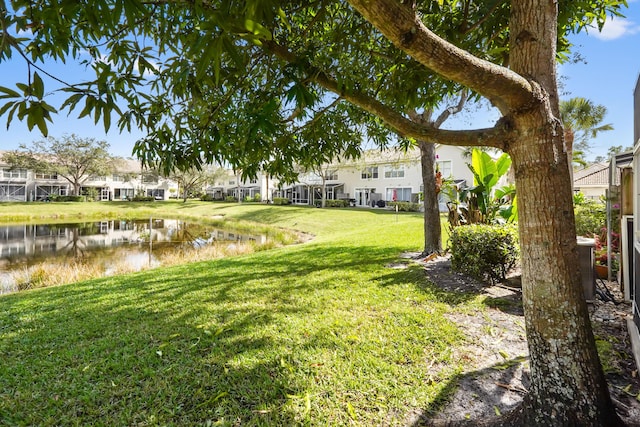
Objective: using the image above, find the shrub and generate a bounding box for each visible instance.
[388,201,421,212]
[574,199,606,237]
[325,199,348,208]
[130,196,154,202]
[200,194,215,201]
[225,196,238,202]
[272,197,290,205]
[450,224,519,284]
[253,193,262,202]
[51,195,85,202]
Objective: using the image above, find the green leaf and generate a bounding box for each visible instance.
[495,153,512,178]
[32,72,44,99]
[103,107,112,132]
[304,393,311,415]
[5,102,21,128]
[0,86,21,99]
[471,149,498,188]
[16,83,30,96]
[277,7,291,31]
[60,93,84,112]
[244,19,272,40]
[35,114,49,136]
[212,391,228,402]
[0,101,16,117]
[40,101,58,114]
[77,96,96,119]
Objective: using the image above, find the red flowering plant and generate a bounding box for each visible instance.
[594,227,620,273]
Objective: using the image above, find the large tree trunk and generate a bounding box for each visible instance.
[418,140,442,255]
[507,117,621,426]
[501,1,621,424]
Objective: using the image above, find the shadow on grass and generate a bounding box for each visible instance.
[0,270,308,424]
[0,241,426,424]
[0,232,519,425]
[374,265,480,306]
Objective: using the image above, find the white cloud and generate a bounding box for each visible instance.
[591,17,640,41]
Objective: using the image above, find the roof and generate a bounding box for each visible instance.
[337,145,463,167]
[574,163,609,187]
[572,162,628,187]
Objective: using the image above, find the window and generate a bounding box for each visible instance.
[2,168,27,179]
[89,175,107,182]
[142,174,158,184]
[114,188,134,200]
[386,187,412,202]
[229,180,236,185]
[384,166,405,178]
[324,171,338,181]
[146,189,165,199]
[112,174,125,182]
[361,166,379,179]
[35,172,58,180]
[249,178,258,184]
[436,160,453,178]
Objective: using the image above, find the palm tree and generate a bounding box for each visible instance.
[560,97,613,169]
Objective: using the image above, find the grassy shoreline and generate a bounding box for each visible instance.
[0,201,476,426]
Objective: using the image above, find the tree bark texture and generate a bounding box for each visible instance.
[419,140,442,255]
[348,0,623,424]
[509,113,621,426]
[506,2,620,424]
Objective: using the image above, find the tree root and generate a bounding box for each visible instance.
[414,397,636,427]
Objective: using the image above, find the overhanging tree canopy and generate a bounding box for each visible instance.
[0,0,631,424]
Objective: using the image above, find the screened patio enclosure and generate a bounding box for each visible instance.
[0,184,26,202]
[35,185,68,201]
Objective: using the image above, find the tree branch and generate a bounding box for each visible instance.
[347,0,533,114]
[263,40,511,150]
[433,89,469,128]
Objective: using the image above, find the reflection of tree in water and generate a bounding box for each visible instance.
[0,219,263,279]
[171,222,212,246]
[59,228,87,260]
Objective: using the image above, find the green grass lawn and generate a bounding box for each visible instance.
[0,201,477,426]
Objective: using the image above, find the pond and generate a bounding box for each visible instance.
[0,218,266,293]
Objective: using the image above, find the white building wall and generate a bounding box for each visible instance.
[0,161,179,201]
[211,170,277,202]
[332,145,473,206]
[575,185,607,200]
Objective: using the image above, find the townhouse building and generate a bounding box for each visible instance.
[0,154,178,202]
[206,169,273,202]
[274,145,475,209]
[2,144,475,207]
[205,145,474,208]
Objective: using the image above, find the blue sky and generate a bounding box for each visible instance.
[559,0,640,160]
[1,4,640,160]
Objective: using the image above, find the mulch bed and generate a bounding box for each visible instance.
[404,254,640,425]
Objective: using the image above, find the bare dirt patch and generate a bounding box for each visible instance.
[406,254,640,425]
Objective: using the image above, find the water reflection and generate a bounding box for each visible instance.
[0,219,265,293]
